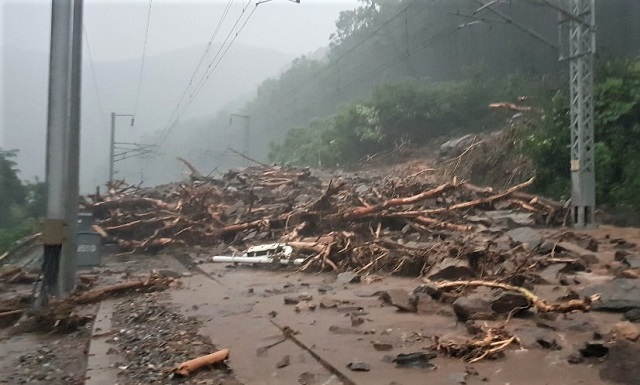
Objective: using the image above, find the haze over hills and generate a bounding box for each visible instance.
[2,42,294,191]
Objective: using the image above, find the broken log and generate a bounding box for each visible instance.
[174,348,230,376]
[71,276,173,304]
[425,177,535,214]
[430,279,593,313]
[332,182,455,220]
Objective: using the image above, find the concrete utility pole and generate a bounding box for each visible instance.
[229,113,250,165]
[109,112,135,185]
[561,0,596,228]
[40,0,80,306]
[59,0,83,296]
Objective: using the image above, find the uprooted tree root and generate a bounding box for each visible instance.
[430,280,595,313]
[432,324,520,363]
[3,273,178,333]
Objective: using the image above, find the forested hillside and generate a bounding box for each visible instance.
[236,0,640,161]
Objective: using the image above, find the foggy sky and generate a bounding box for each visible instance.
[0,0,361,148]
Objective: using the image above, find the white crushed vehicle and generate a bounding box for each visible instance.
[211,243,305,265]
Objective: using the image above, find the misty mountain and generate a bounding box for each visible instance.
[2,43,293,191]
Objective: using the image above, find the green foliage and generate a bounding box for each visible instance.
[0,219,38,254]
[0,149,44,253]
[524,59,640,206]
[0,149,26,228]
[269,75,522,167]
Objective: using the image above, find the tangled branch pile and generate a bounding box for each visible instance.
[86,165,566,276]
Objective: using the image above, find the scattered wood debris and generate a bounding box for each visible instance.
[85,164,566,279]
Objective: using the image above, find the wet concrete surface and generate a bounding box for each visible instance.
[169,262,618,385]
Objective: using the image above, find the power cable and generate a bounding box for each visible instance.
[82,24,106,132]
[179,3,258,119]
[269,0,422,111]
[133,0,153,116]
[162,0,234,133]
[156,0,258,147]
[271,22,467,126]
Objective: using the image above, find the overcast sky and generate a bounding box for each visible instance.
[1,0,360,59]
[0,0,361,147]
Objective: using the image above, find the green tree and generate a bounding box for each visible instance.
[0,149,26,228]
[525,59,640,206]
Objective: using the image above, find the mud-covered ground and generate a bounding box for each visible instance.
[107,292,240,385]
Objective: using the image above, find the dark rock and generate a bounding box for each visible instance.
[155,269,181,279]
[294,194,311,204]
[580,254,600,266]
[328,325,368,335]
[577,237,599,252]
[536,335,562,350]
[294,301,316,312]
[559,260,588,274]
[506,227,542,250]
[372,342,393,351]
[556,313,600,333]
[284,296,299,305]
[428,258,474,281]
[392,352,437,369]
[581,278,640,312]
[354,289,381,298]
[379,289,417,312]
[599,341,640,385]
[615,250,640,269]
[614,250,629,262]
[453,291,496,321]
[555,289,580,302]
[317,284,334,294]
[413,283,442,300]
[465,321,483,335]
[538,264,566,284]
[538,240,555,254]
[557,241,600,266]
[612,238,636,249]
[624,309,640,322]
[319,298,340,308]
[346,361,370,372]
[484,210,535,226]
[567,354,584,364]
[350,315,365,327]
[298,292,313,301]
[412,294,438,314]
[440,134,474,157]
[337,272,361,285]
[490,292,531,315]
[298,372,316,385]
[579,342,609,358]
[275,355,290,368]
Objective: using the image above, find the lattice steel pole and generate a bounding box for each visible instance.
[567,0,596,228]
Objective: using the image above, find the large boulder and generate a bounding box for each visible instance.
[581,279,640,312]
[439,134,475,158]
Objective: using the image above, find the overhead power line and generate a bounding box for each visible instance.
[133,0,153,117]
[82,24,106,135]
[156,0,259,147]
[162,0,234,139]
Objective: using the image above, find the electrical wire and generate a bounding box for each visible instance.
[269,0,422,111]
[156,0,258,147]
[270,22,467,126]
[83,24,106,132]
[133,0,153,116]
[162,0,235,134]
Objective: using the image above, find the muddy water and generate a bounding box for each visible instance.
[170,263,620,385]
